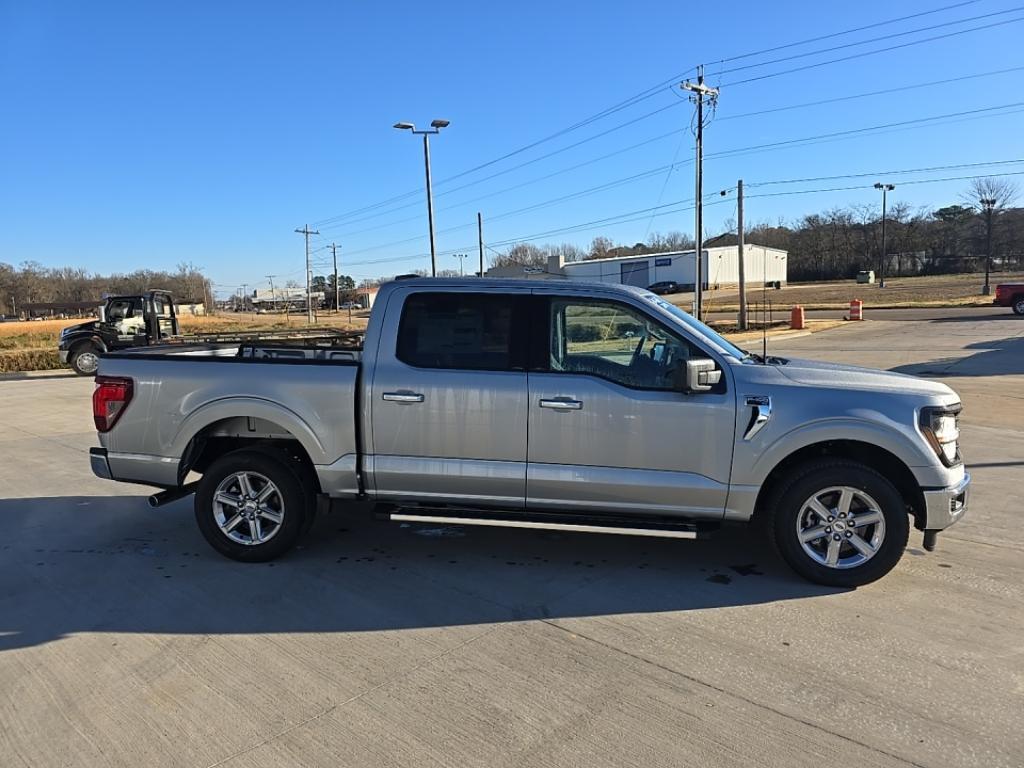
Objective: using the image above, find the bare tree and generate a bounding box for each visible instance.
[963,177,1020,210]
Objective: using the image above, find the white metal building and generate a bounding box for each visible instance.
[559,245,787,289]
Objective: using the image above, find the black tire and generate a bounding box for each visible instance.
[768,459,909,588]
[194,448,307,562]
[1012,295,1024,316]
[69,343,102,376]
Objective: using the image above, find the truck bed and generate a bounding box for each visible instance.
[97,345,362,494]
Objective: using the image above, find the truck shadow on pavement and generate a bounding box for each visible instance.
[0,495,841,651]
[890,335,1024,377]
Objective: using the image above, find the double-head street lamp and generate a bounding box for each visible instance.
[874,182,895,288]
[980,197,997,295]
[394,119,450,277]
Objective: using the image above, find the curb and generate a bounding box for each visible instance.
[0,369,78,382]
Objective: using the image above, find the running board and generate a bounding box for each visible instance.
[389,512,704,539]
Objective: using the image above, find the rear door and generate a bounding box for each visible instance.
[526,293,736,519]
[368,288,529,507]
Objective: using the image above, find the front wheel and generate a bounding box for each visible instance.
[1012,296,1024,315]
[194,449,307,562]
[769,460,909,588]
[69,343,101,376]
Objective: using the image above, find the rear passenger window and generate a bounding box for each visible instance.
[397,293,517,371]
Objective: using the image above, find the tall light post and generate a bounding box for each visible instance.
[874,183,895,288]
[453,253,468,276]
[980,197,996,295]
[394,119,450,276]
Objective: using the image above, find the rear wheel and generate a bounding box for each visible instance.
[769,459,909,587]
[1012,295,1024,315]
[195,449,306,562]
[69,343,101,376]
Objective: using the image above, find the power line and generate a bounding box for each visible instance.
[717,64,1024,122]
[716,5,1024,78]
[311,1,995,228]
[338,103,1024,258]
[713,0,982,65]
[325,66,1024,241]
[746,159,1024,188]
[341,168,1024,272]
[742,170,1024,200]
[722,14,1024,87]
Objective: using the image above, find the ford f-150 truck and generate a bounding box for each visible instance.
[89,278,969,587]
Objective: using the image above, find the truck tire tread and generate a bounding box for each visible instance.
[194,448,307,562]
[766,458,909,588]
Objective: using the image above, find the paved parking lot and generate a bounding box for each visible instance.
[1,313,1022,767]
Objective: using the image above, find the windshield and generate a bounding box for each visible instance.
[641,293,750,361]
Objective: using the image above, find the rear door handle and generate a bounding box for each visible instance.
[539,398,583,410]
[382,392,424,403]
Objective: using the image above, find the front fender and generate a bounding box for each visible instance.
[170,397,327,468]
[742,417,945,486]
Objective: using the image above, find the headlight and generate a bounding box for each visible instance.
[920,404,961,467]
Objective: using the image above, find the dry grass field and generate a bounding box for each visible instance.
[0,311,369,373]
[692,271,1024,312]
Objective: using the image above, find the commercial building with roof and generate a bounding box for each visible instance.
[486,244,788,289]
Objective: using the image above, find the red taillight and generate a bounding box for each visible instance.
[93,376,134,432]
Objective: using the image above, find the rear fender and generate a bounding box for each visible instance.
[171,397,327,470]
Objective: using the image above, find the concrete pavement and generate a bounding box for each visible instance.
[1,312,1022,767]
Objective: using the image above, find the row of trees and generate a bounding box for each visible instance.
[0,261,212,317]
[485,179,1023,281]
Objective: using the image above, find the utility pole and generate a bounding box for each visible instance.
[294,224,319,322]
[980,197,996,295]
[453,253,468,276]
[265,274,277,311]
[478,212,484,277]
[876,183,892,288]
[241,283,248,312]
[331,242,340,311]
[682,66,718,320]
[736,179,747,330]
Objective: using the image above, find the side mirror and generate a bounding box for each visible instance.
[683,358,722,393]
[98,305,107,323]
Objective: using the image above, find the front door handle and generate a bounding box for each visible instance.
[382,392,424,403]
[539,398,583,410]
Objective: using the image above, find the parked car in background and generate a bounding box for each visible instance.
[89,278,969,588]
[993,282,1024,314]
[647,280,681,295]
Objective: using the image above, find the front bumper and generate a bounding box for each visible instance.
[59,349,69,363]
[921,472,970,530]
[90,447,113,480]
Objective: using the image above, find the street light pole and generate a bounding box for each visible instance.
[454,253,467,276]
[874,183,895,288]
[394,119,450,277]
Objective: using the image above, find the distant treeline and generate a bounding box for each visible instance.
[487,178,1024,282]
[0,261,211,316]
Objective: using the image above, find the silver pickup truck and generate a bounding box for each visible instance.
[90,278,969,587]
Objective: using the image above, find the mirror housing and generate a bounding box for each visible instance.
[683,358,722,393]
[97,304,107,323]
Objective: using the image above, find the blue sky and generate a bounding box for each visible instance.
[2,0,1022,294]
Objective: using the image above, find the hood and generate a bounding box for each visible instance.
[61,320,100,336]
[776,357,957,399]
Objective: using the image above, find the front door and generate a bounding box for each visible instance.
[370,290,529,508]
[526,295,736,519]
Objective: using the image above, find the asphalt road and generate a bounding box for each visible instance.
[1,311,1022,767]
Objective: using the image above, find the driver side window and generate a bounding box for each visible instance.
[550,299,697,390]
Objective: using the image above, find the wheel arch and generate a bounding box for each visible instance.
[753,440,926,530]
[173,400,325,486]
